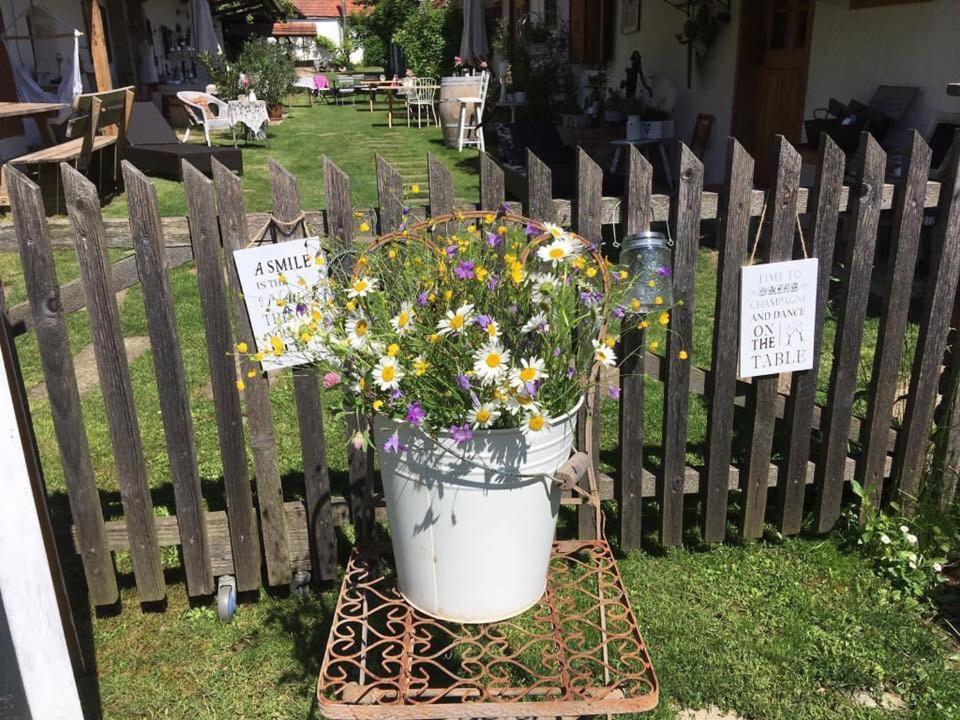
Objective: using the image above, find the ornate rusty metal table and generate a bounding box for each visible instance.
[317,539,659,719]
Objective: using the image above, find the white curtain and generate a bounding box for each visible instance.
[192,0,220,55]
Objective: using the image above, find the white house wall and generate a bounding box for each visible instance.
[804,0,960,151]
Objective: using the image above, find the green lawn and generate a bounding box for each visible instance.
[0,101,953,719]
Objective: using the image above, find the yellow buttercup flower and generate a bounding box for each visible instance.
[372,400,384,411]
[388,249,397,259]
[659,312,670,326]
[504,253,517,264]
[300,331,312,342]
[648,280,656,287]
[649,341,659,351]
[254,351,265,362]
[311,310,322,322]
[678,350,689,360]
[586,267,597,278]
[413,356,430,375]
[511,263,525,284]
[467,225,476,234]
[411,183,420,194]
[618,270,629,280]
[476,266,489,282]
[483,213,494,224]
[630,298,641,311]
[654,296,664,305]
[638,320,649,329]
[357,256,368,268]
[276,298,286,308]
[345,301,356,313]
[387,343,400,357]
[428,333,440,343]
[444,289,454,301]
[315,254,325,266]
[247,370,256,378]
[270,336,283,357]
[604,336,616,348]
[236,342,248,353]
[497,225,508,235]
[572,256,586,270]
[359,221,370,233]
[235,380,245,391]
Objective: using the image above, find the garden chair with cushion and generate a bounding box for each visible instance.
[407,77,438,128]
[177,91,236,147]
[332,76,356,106]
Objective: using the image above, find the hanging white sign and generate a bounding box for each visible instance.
[739,258,818,379]
[233,238,329,371]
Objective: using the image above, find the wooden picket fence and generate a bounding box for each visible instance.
[3,129,960,608]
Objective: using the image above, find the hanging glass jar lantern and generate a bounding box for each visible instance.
[621,230,673,311]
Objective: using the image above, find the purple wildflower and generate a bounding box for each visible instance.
[524,222,537,236]
[613,306,626,319]
[579,290,602,306]
[656,266,672,277]
[475,314,492,330]
[524,381,538,396]
[486,275,500,291]
[391,388,404,400]
[587,242,598,252]
[608,387,621,400]
[486,231,500,248]
[296,302,308,315]
[553,346,562,357]
[402,206,412,216]
[566,367,576,379]
[509,304,518,314]
[417,291,430,306]
[450,423,473,445]
[383,433,401,454]
[445,245,458,257]
[499,202,510,215]
[457,374,471,391]
[454,260,475,280]
[405,402,426,426]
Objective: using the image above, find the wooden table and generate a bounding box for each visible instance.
[610,138,675,189]
[0,102,67,145]
[359,82,439,128]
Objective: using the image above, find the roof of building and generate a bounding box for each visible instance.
[272,21,319,35]
[290,0,362,18]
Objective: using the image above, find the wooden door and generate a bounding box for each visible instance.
[732,0,815,182]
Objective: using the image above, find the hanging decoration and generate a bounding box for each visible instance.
[663,0,731,88]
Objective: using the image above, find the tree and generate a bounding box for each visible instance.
[350,0,420,74]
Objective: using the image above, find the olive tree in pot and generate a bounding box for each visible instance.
[238,38,297,119]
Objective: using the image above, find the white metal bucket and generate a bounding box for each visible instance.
[373,398,582,623]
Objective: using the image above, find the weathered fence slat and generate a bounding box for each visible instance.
[892,133,960,512]
[480,152,506,211]
[6,166,118,607]
[527,151,555,223]
[857,132,931,515]
[741,137,801,539]
[214,159,294,584]
[575,148,603,540]
[269,158,336,582]
[62,163,165,604]
[814,134,886,532]
[375,154,404,232]
[661,143,703,547]
[182,162,262,592]
[325,156,375,542]
[702,139,753,543]
[123,161,213,596]
[427,153,454,217]
[618,147,653,550]
[778,136,845,534]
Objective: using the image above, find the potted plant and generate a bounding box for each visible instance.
[246,212,638,623]
[237,38,296,120]
[640,105,673,140]
[604,88,626,123]
[584,68,608,118]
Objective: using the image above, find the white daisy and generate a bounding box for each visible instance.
[468,402,501,429]
[347,276,378,298]
[521,312,550,334]
[592,339,617,367]
[545,222,571,241]
[537,237,580,266]
[345,316,372,349]
[522,410,552,434]
[509,357,548,390]
[505,390,541,416]
[529,272,559,304]
[472,342,511,385]
[483,318,501,340]
[371,355,404,391]
[390,302,416,335]
[437,303,475,336]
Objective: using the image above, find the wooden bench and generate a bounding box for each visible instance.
[9,87,134,213]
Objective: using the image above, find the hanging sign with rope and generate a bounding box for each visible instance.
[233,237,330,371]
[739,257,818,379]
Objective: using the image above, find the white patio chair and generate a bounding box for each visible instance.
[407,77,438,128]
[333,75,356,105]
[177,91,236,147]
[456,70,490,152]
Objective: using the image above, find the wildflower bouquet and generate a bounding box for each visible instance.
[247,210,636,451]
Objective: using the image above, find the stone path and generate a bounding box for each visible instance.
[28,336,151,403]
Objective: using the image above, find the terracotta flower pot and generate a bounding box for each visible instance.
[268,103,284,120]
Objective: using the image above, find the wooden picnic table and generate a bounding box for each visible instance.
[0,101,67,145]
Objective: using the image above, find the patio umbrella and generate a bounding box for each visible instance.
[191,0,221,55]
[460,0,488,65]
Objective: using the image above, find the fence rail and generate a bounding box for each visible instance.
[3,131,959,607]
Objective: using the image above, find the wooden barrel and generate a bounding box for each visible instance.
[439,76,482,148]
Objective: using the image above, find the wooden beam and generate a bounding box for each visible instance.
[82,0,112,93]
